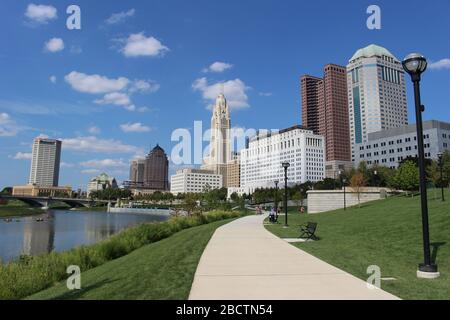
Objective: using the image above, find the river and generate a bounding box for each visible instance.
[0,209,170,263]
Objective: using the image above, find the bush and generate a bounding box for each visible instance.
[0,209,247,300]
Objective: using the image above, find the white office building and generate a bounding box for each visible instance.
[170,169,223,194]
[240,125,325,194]
[29,137,62,187]
[347,44,408,161]
[355,120,450,169]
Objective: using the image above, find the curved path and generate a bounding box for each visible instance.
[189,214,399,300]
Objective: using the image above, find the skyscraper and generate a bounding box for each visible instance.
[347,44,408,161]
[323,64,352,176]
[143,144,169,191]
[29,137,62,187]
[301,64,351,177]
[301,75,324,134]
[129,159,146,187]
[202,93,231,187]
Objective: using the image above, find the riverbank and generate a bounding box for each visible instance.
[29,219,232,299]
[0,209,248,300]
[0,202,45,218]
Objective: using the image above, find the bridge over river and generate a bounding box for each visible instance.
[0,194,116,209]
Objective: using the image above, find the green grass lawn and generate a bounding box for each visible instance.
[27,219,232,300]
[265,190,450,300]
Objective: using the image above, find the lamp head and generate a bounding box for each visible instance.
[274,180,279,185]
[402,53,427,80]
[282,162,290,169]
[437,152,443,161]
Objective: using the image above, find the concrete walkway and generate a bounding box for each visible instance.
[189,214,399,300]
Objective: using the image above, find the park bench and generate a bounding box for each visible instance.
[299,222,318,240]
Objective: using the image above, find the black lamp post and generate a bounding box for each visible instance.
[274,180,279,214]
[339,170,346,211]
[282,162,290,227]
[438,153,445,202]
[402,53,439,278]
[374,170,379,188]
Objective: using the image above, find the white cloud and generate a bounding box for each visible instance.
[94,92,132,107]
[65,71,129,94]
[50,75,57,83]
[120,122,151,133]
[61,162,75,168]
[203,62,233,73]
[259,92,272,97]
[429,59,450,70]
[25,4,57,24]
[0,113,19,137]
[192,77,250,110]
[120,32,169,57]
[105,8,135,25]
[88,126,101,135]
[13,152,32,160]
[81,169,100,175]
[129,80,160,93]
[80,158,128,168]
[44,38,64,53]
[61,136,143,154]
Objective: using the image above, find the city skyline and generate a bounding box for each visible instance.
[1,0,450,190]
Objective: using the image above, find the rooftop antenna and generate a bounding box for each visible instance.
[220,82,225,95]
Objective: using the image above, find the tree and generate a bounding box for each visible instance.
[183,193,199,216]
[350,172,365,207]
[291,191,304,210]
[391,160,420,195]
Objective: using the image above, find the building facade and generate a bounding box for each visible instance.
[143,145,169,191]
[240,125,325,194]
[226,152,241,188]
[129,159,146,187]
[170,169,223,194]
[13,185,72,197]
[301,64,352,178]
[354,120,450,169]
[301,75,324,134]
[29,138,62,187]
[347,44,408,161]
[202,93,232,187]
[87,173,118,197]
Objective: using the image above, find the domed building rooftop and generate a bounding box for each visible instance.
[350,44,396,62]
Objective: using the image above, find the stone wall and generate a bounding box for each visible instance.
[307,188,391,214]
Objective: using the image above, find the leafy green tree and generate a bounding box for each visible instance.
[391,161,420,195]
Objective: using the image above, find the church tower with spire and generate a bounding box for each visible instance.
[202,93,232,186]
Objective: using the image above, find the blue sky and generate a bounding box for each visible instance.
[1,0,450,190]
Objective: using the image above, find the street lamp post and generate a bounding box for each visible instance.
[438,153,445,202]
[374,170,379,188]
[339,170,346,211]
[274,180,279,214]
[403,53,439,278]
[282,162,290,228]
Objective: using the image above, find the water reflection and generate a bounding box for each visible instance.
[0,210,169,263]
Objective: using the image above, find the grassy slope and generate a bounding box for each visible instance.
[28,219,231,300]
[266,190,450,300]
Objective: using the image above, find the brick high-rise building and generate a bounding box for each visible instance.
[323,64,352,176]
[301,64,352,178]
[301,75,323,134]
[143,144,169,191]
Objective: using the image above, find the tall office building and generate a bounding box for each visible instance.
[129,159,146,187]
[202,93,232,186]
[301,75,324,134]
[29,137,62,187]
[301,64,351,177]
[143,144,169,191]
[347,44,408,161]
